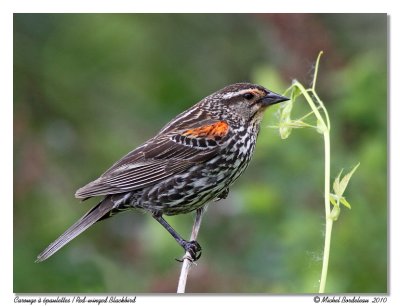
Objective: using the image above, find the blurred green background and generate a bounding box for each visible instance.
[13,14,387,293]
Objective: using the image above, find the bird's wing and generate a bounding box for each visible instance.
[75,119,231,199]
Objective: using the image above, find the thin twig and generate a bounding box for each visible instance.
[176,208,204,293]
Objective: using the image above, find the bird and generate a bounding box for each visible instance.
[36,82,289,263]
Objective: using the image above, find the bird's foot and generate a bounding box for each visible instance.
[175,240,202,262]
[215,188,229,201]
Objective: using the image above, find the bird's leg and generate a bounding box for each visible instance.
[152,212,202,262]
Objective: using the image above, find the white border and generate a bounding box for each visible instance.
[2,0,395,13]
[3,1,398,305]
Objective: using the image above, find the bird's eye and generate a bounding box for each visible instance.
[243,93,254,100]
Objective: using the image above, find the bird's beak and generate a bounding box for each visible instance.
[260,91,290,106]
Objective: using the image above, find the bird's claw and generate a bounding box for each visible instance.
[175,240,202,262]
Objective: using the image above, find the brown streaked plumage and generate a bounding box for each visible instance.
[36,83,289,263]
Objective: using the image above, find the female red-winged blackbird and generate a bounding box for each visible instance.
[36,83,288,263]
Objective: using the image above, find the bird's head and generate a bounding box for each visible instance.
[203,83,289,126]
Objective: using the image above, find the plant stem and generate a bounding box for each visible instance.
[293,82,328,131]
[312,51,324,92]
[319,131,331,293]
[294,86,332,292]
[323,133,331,219]
[292,60,333,292]
[177,208,204,293]
[319,217,333,293]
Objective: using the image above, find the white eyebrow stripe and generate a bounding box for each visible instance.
[221,92,238,99]
[220,88,264,100]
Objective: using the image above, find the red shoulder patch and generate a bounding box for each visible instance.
[183,121,229,139]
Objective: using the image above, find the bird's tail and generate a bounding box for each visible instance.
[36,197,115,263]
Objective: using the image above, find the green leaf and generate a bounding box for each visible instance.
[339,197,352,209]
[290,84,302,101]
[330,205,341,221]
[280,100,293,120]
[290,120,314,128]
[279,126,291,140]
[332,163,359,211]
[329,193,339,207]
[333,169,344,196]
[330,193,351,210]
[338,163,360,197]
[278,100,293,139]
